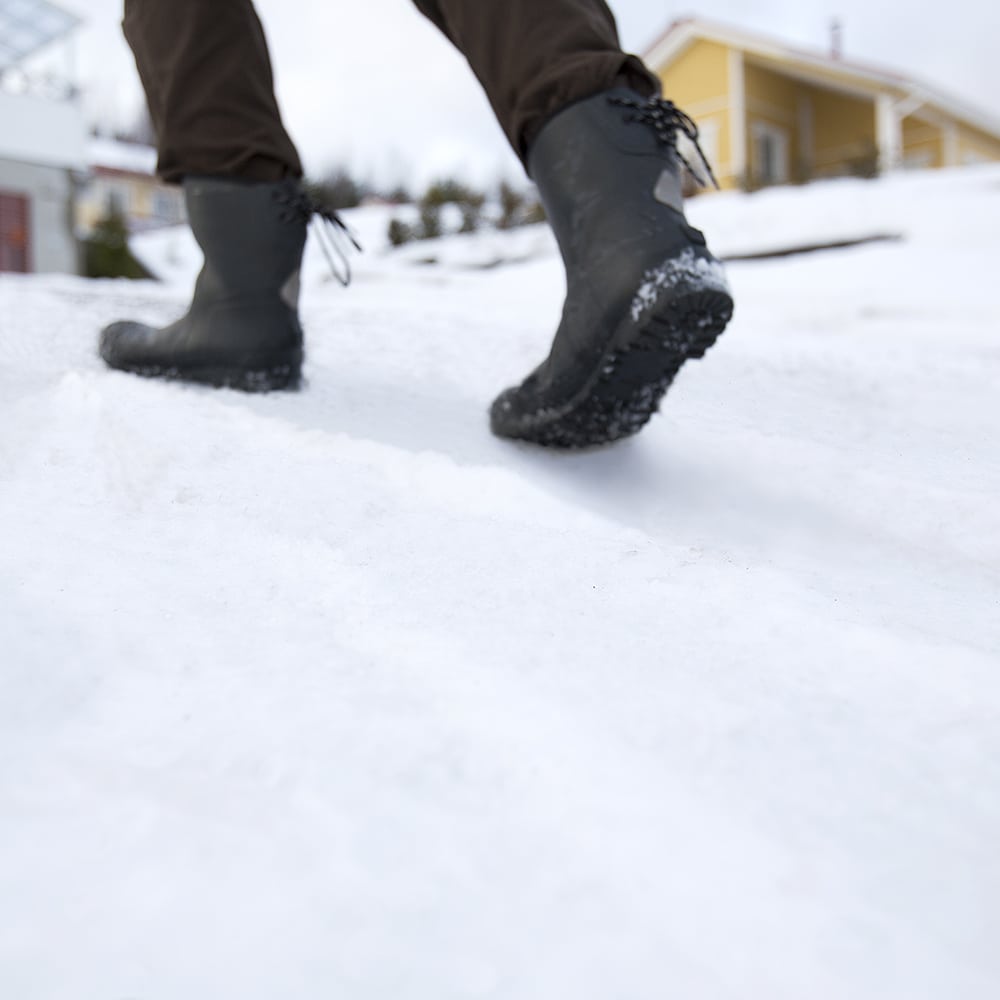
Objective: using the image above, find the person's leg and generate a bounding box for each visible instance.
[412,0,659,163]
[414,0,733,447]
[100,1,310,391]
[123,0,302,182]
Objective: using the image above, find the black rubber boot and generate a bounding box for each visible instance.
[99,176,308,392]
[490,88,734,448]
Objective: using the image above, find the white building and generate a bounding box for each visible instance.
[0,0,87,274]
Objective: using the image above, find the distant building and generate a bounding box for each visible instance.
[645,18,1000,191]
[0,0,86,274]
[77,138,185,237]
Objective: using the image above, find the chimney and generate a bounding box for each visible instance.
[830,19,844,60]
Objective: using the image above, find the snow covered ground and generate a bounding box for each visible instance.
[1,166,998,999]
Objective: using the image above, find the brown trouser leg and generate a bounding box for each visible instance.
[123,0,303,183]
[413,0,658,161]
[124,0,659,182]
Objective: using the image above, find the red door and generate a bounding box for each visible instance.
[0,192,31,273]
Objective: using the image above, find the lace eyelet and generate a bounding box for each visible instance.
[608,95,720,190]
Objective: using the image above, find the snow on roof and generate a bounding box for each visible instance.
[88,137,158,177]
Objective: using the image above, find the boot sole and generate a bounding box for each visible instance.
[112,354,302,393]
[492,284,733,449]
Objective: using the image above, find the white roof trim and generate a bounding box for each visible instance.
[644,18,1000,141]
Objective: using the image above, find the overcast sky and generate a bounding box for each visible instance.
[45,0,1000,188]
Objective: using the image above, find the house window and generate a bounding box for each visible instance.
[106,189,126,217]
[0,191,31,274]
[961,150,990,166]
[751,121,790,186]
[903,150,934,170]
[152,188,183,224]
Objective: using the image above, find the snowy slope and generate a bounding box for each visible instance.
[1,167,999,1000]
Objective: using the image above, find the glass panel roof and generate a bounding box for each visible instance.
[0,0,80,72]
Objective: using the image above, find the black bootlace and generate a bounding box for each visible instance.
[273,185,362,287]
[609,95,720,191]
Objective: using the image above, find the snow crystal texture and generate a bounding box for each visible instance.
[2,166,1000,1000]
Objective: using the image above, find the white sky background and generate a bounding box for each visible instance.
[38,0,1000,188]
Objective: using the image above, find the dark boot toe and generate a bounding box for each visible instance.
[99,321,152,370]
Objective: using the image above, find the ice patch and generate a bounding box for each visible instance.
[630,248,730,322]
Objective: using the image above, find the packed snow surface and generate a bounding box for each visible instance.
[2,167,999,999]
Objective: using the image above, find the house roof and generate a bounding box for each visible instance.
[643,17,1000,141]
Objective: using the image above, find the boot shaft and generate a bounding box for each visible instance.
[185,177,308,304]
[527,88,696,274]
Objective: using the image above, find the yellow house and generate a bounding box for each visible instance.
[77,138,186,236]
[644,18,1000,190]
